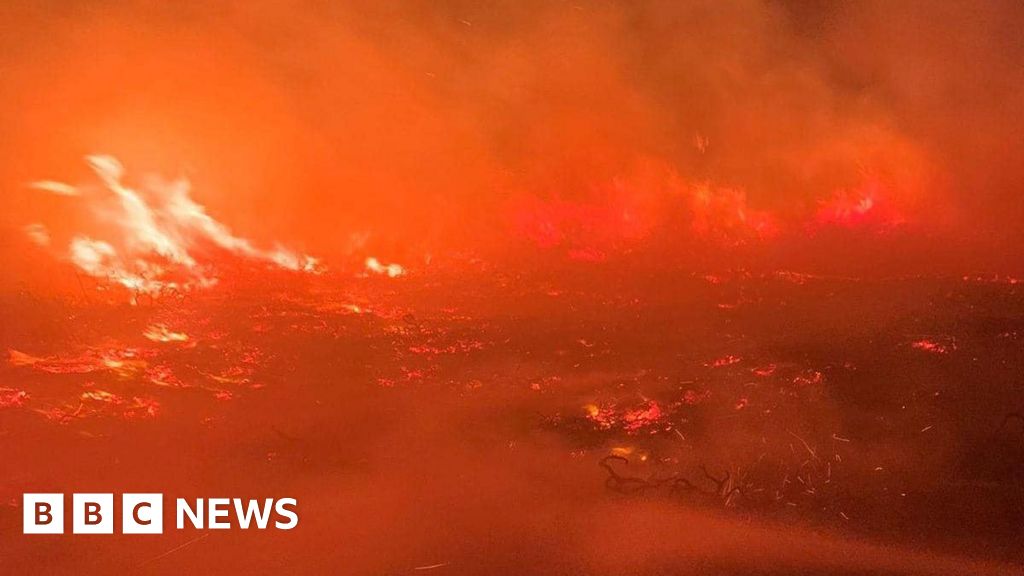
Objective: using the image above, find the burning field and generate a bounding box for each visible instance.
[2,1,1024,574]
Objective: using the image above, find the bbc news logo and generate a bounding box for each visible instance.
[23,494,298,534]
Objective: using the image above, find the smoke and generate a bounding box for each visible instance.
[1,0,1022,276]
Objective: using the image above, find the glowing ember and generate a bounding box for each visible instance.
[0,388,29,408]
[682,389,712,405]
[910,337,956,355]
[622,400,663,432]
[408,340,486,356]
[584,403,617,430]
[708,355,742,367]
[792,370,824,386]
[146,364,188,388]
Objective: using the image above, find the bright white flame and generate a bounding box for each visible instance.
[29,180,80,196]
[30,155,319,295]
[86,156,196,268]
[365,257,405,278]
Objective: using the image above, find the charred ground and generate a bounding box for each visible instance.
[1,263,1023,573]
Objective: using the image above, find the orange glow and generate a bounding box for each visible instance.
[2,2,1023,574]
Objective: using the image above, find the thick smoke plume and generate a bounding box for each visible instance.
[2,0,1022,281]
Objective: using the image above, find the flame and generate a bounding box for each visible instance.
[689,182,778,241]
[0,388,30,408]
[8,347,148,376]
[28,155,319,295]
[365,257,405,278]
[510,159,919,261]
[813,179,905,230]
[28,180,79,196]
[143,324,190,343]
[512,193,655,258]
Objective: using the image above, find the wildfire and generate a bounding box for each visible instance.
[689,182,778,241]
[813,179,905,230]
[8,348,150,377]
[28,155,319,297]
[511,163,913,261]
[365,257,405,278]
[143,324,190,343]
